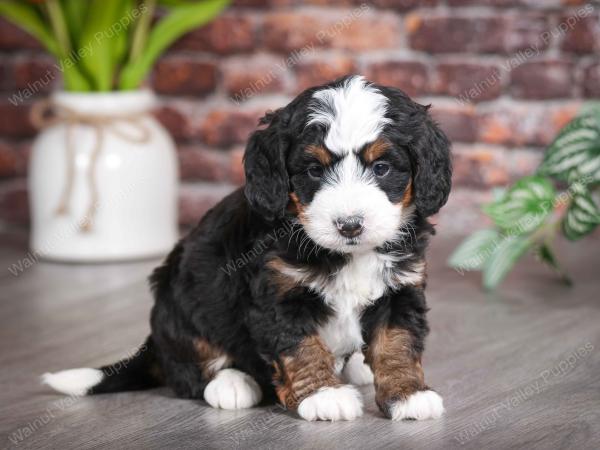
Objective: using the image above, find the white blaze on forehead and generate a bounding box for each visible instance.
[308,76,391,155]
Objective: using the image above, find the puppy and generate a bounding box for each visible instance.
[43,75,451,422]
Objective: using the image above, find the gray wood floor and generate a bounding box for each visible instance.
[1,230,599,450]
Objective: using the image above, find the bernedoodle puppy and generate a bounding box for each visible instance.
[43,75,452,422]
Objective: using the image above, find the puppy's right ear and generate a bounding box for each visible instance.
[243,109,290,222]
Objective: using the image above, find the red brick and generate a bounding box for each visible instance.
[305,0,438,8]
[584,62,600,97]
[448,0,520,5]
[229,147,246,185]
[561,13,600,54]
[0,101,36,138]
[452,145,510,188]
[506,149,543,183]
[233,0,294,6]
[222,57,284,103]
[0,18,42,51]
[452,146,543,190]
[154,104,196,141]
[0,178,29,226]
[448,0,580,7]
[407,13,551,54]
[295,57,356,92]
[477,103,580,147]
[561,0,591,5]
[0,62,11,91]
[432,63,503,102]
[173,15,255,54]
[365,61,428,97]
[13,56,58,93]
[200,109,263,147]
[430,105,478,143]
[179,183,236,227]
[153,58,216,96]
[0,141,19,177]
[178,146,232,182]
[510,60,574,99]
[372,0,439,9]
[263,10,399,53]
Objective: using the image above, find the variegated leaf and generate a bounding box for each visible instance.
[448,229,500,272]
[563,187,600,240]
[538,112,600,184]
[483,176,555,235]
[483,235,531,290]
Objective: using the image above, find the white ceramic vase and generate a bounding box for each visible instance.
[29,90,179,262]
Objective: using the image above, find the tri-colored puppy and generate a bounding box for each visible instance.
[43,75,452,422]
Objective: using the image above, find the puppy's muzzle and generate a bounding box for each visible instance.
[335,216,364,238]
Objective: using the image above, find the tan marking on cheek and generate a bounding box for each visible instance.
[288,192,310,226]
[402,179,413,208]
[288,192,304,215]
[306,145,333,166]
[267,257,301,295]
[273,335,340,409]
[365,327,426,414]
[193,338,232,379]
[363,139,391,164]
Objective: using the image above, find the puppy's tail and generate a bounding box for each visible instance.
[41,336,162,396]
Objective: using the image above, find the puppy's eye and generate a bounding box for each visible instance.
[372,161,391,177]
[307,165,324,180]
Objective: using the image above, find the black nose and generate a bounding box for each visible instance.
[336,216,364,238]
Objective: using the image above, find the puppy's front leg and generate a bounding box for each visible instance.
[273,335,363,421]
[365,324,444,420]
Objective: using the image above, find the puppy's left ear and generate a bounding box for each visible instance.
[411,107,452,217]
[243,109,290,222]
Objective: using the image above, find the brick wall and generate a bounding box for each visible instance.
[0,0,598,233]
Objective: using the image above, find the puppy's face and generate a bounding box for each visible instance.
[244,76,451,254]
[288,137,412,253]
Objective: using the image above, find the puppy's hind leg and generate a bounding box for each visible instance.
[184,337,262,410]
[203,368,263,410]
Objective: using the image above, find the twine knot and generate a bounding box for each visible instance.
[30,98,151,232]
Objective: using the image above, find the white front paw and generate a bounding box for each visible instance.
[203,369,262,410]
[298,385,363,421]
[342,352,374,386]
[389,390,444,420]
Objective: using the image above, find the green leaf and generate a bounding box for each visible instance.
[61,0,89,45]
[448,229,500,272]
[128,0,156,64]
[535,243,572,286]
[119,0,229,90]
[0,1,91,91]
[112,0,136,68]
[483,235,531,290]
[78,0,125,91]
[483,176,555,235]
[0,2,60,57]
[45,0,71,56]
[538,112,600,185]
[562,186,600,241]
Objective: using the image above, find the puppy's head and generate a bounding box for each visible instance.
[244,75,451,253]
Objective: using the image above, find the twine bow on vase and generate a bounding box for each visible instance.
[30,99,151,232]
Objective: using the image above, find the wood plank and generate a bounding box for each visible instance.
[1,232,599,450]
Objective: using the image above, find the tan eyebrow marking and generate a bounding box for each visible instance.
[306,145,333,166]
[363,139,391,164]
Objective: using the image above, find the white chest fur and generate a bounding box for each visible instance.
[273,250,425,357]
[316,252,390,357]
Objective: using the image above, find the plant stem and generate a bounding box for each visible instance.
[129,0,156,64]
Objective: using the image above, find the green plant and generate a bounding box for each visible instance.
[449,105,600,290]
[0,0,229,91]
